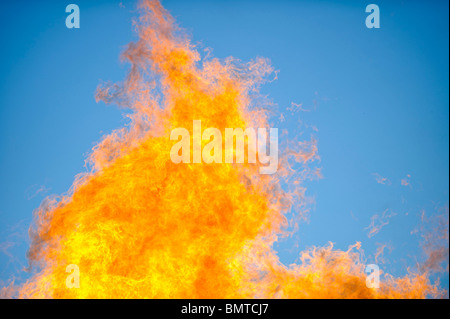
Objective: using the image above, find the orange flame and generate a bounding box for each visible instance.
[10,0,445,298]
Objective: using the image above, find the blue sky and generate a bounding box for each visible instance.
[0,0,448,291]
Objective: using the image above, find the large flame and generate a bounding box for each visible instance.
[10,0,445,298]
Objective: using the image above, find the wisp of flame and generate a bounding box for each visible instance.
[13,0,445,298]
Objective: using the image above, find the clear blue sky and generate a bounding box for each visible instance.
[0,0,448,291]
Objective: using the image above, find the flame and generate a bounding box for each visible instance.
[9,0,445,298]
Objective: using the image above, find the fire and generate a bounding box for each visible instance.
[9,0,445,298]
